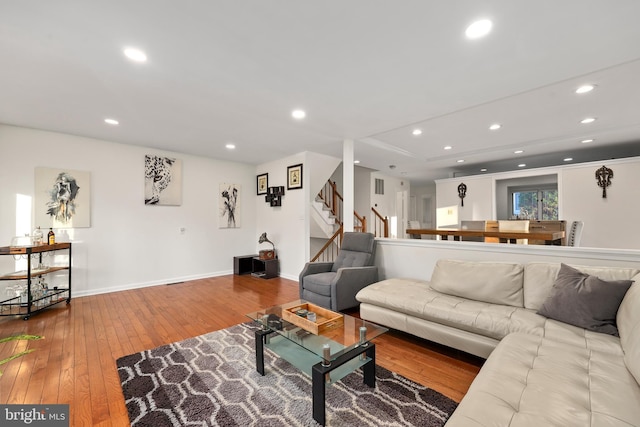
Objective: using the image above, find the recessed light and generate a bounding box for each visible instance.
[580,117,596,124]
[480,168,487,172]
[489,123,501,130]
[291,109,306,119]
[457,159,465,163]
[225,143,236,150]
[576,84,595,94]
[123,47,147,62]
[412,129,422,136]
[514,150,524,154]
[581,139,594,143]
[465,19,493,39]
[444,146,452,150]
[564,157,573,162]
[104,118,119,125]
[518,163,526,168]
[354,160,360,164]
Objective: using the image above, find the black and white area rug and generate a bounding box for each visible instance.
[116,322,457,426]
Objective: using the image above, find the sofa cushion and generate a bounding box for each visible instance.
[301,272,335,296]
[537,264,633,336]
[356,278,543,341]
[430,259,524,307]
[445,333,639,427]
[617,273,640,386]
[523,262,640,311]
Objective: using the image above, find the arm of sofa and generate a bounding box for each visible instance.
[331,266,379,311]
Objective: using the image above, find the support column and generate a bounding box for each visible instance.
[343,139,354,232]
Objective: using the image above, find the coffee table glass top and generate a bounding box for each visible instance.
[246,299,387,361]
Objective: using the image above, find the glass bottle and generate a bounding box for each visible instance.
[48,228,55,245]
[32,226,43,245]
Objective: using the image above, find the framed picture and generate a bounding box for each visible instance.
[144,154,182,206]
[287,163,303,190]
[35,167,91,228]
[219,183,241,228]
[256,173,268,195]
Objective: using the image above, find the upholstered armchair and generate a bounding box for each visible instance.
[299,232,378,311]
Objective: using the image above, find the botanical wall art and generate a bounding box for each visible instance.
[35,167,91,228]
[257,173,268,195]
[287,163,303,190]
[219,183,241,228]
[144,154,182,205]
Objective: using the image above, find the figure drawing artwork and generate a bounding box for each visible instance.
[219,183,241,228]
[144,155,182,205]
[35,167,91,228]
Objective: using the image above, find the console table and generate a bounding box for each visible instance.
[234,254,279,279]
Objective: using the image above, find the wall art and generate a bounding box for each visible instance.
[35,167,91,228]
[257,173,268,195]
[287,163,303,190]
[219,183,241,228]
[144,154,182,205]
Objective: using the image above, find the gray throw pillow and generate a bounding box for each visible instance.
[537,263,633,336]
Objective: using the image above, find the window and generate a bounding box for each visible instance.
[375,178,384,195]
[509,185,558,220]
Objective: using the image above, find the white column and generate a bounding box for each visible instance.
[343,139,354,232]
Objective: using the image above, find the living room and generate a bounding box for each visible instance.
[2,2,640,426]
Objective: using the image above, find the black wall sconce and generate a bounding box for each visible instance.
[265,186,285,206]
[458,182,467,206]
[595,165,613,198]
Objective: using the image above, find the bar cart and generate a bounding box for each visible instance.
[0,243,72,320]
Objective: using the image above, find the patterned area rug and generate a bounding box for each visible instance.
[116,322,457,426]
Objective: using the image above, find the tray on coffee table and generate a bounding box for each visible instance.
[281,302,343,335]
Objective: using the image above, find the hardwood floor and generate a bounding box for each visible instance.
[0,275,483,426]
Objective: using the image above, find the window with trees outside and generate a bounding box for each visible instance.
[509,185,558,220]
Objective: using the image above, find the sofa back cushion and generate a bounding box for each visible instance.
[617,273,640,385]
[523,263,640,311]
[430,259,524,307]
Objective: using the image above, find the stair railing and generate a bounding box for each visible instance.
[310,226,343,263]
[317,180,366,232]
[371,207,389,238]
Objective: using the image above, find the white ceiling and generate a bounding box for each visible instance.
[2,1,640,184]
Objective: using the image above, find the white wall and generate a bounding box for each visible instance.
[436,175,494,222]
[562,159,640,249]
[354,165,373,230]
[375,239,640,282]
[409,182,436,228]
[435,157,640,249]
[0,125,258,296]
[370,171,409,237]
[255,151,340,280]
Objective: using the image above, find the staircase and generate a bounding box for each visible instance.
[311,197,338,238]
[311,180,388,262]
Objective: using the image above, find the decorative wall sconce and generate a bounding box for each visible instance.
[595,165,613,198]
[265,186,285,206]
[458,183,467,206]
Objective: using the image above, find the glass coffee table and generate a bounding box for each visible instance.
[246,300,388,426]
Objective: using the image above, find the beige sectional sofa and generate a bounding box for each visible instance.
[356,259,640,426]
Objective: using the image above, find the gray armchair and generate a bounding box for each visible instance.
[299,232,378,311]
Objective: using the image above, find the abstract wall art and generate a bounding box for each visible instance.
[35,167,91,228]
[219,183,241,228]
[144,154,182,206]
